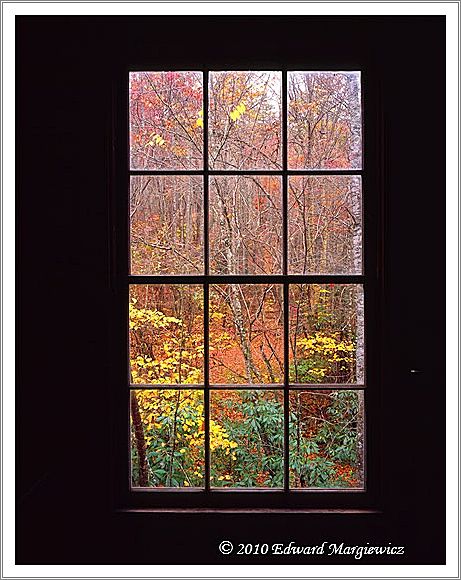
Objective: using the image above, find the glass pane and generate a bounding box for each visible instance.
[288,175,362,274]
[211,389,284,487]
[289,284,364,384]
[209,176,282,274]
[129,285,204,385]
[131,389,205,487]
[129,71,203,170]
[130,175,203,275]
[288,71,362,169]
[289,390,364,488]
[210,284,284,384]
[209,71,282,170]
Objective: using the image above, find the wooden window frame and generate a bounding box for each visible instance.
[112,65,382,511]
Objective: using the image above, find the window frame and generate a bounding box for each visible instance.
[113,64,382,511]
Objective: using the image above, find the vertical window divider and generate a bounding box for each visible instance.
[203,70,211,491]
[283,283,290,492]
[282,70,290,493]
[282,70,288,275]
[204,284,210,491]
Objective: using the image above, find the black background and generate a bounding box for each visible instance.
[16,16,446,565]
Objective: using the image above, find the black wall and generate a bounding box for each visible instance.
[16,16,446,565]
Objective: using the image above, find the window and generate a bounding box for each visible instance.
[125,69,371,508]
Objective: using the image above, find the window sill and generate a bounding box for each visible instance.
[118,507,381,514]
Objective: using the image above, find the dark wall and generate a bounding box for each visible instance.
[16,16,445,564]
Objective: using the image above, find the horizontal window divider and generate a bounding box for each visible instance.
[286,169,363,175]
[129,384,204,390]
[209,169,284,175]
[209,487,284,492]
[132,487,206,493]
[131,487,285,493]
[128,274,365,285]
[120,508,379,514]
[289,384,366,390]
[129,384,364,391]
[130,487,365,494]
[204,488,363,493]
[209,384,283,390]
[129,169,363,176]
[127,67,362,72]
[289,487,366,493]
[130,169,204,176]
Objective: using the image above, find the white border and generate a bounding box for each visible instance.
[2,1,459,578]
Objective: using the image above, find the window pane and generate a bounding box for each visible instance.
[131,389,205,488]
[210,284,284,384]
[289,390,364,488]
[209,176,282,274]
[211,389,284,487]
[209,71,282,170]
[288,71,362,169]
[129,285,204,385]
[289,284,364,384]
[288,175,362,274]
[130,175,203,275]
[129,71,203,170]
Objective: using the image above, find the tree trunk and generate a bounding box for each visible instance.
[130,391,148,487]
[216,179,259,383]
[351,175,365,486]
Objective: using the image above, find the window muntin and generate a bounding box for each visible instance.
[128,70,364,492]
